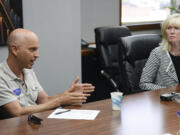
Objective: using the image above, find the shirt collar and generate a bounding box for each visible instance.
[3,61,28,81]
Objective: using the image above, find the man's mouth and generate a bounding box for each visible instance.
[30,60,35,65]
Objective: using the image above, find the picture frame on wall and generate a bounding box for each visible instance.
[0,0,23,46]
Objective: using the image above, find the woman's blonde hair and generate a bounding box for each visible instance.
[160,13,180,51]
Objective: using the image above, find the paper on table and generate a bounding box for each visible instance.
[48,109,100,120]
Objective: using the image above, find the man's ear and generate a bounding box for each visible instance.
[10,45,19,56]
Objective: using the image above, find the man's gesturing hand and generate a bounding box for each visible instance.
[68,76,95,94]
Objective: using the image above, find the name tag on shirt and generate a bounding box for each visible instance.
[177,112,180,118]
[13,88,21,96]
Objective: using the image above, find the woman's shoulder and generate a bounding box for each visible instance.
[152,46,166,54]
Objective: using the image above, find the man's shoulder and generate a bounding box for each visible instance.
[0,62,11,84]
[0,62,7,75]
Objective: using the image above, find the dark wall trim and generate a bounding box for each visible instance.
[124,23,161,31]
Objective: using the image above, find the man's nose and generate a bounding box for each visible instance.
[34,50,40,58]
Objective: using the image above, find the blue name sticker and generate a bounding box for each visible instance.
[177,112,180,118]
[13,88,21,96]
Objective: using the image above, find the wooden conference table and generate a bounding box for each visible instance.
[0,86,180,135]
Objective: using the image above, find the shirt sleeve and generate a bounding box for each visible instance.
[0,78,17,106]
[139,48,166,90]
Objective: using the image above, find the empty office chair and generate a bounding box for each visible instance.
[95,26,131,94]
[120,34,161,93]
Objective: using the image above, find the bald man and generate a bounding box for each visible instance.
[0,29,94,119]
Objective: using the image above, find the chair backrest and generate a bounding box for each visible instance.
[120,34,161,93]
[95,26,131,93]
[95,26,131,68]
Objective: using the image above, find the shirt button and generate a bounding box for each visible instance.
[170,68,174,73]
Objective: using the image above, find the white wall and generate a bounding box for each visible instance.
[23,0,81,95]
[81,0,119,42]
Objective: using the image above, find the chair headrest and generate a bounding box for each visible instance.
[121,34,161,62]
[95,26,131,46]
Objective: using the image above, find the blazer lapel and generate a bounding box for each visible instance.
[166,64,178,82]
[166,52,179,82]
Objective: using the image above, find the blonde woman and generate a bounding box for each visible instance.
[140,13,180,90]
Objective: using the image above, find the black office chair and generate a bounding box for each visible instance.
[95,26,131,94]
[120,34,161,94]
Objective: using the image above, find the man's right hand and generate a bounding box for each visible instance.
[58,90,89,105]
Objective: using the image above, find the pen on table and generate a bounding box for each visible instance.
[55,109,71,115]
